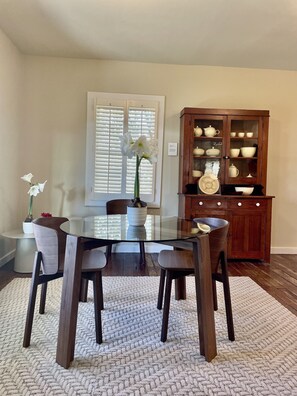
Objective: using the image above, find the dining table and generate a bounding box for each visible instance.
[57,214,217,368]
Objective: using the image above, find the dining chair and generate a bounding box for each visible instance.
[106,199,146,266]
[157,217,235,342]
[23,217,106,348]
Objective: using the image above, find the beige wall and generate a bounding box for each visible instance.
[21,57,295,251]
[0,29,23,264]
[1,31,297,261]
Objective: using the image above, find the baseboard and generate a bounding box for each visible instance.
[271,247,297,254]
[0,249,15,268]
[110,242,173,253]
[114,245,297,255]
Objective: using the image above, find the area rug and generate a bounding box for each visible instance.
[0,276,297,396]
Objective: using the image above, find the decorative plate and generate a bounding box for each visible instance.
[198,174,220,195]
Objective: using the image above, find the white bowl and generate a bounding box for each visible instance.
[192,170,203,178]
[240,146,256,157]
[230,148,240,158]
[235,186,254,196]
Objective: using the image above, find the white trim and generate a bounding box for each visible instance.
[108,242,173,253]
[0,249,15,267]
[270,247,297,254]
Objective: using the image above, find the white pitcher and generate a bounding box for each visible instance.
[229,164,239,178]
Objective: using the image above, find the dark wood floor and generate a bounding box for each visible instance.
[1,253,297,316]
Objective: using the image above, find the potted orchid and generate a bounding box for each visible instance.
[120,133,158,225]
[21,173,47,233]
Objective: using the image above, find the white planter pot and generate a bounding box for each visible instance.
[22,221,33,234]
[127,206,147,226]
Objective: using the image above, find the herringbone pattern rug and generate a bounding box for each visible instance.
[0,276,296,395]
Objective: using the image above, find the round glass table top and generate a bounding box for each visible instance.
[60,215,195,243]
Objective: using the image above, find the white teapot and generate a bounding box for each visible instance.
[194,126,203,137]
[229,164,239,178]
[204,125,220,137]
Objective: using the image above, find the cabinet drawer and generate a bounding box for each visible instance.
[227,199,268,210]
[191,198,227,210]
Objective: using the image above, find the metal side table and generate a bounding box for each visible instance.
[2,230,36,273]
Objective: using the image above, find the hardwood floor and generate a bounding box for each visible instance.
[1,253,297,316]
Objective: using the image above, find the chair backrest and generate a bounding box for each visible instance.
[193,217,229,273]
[106,199,132,215]
[32,217,68,275]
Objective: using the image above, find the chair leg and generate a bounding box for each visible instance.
[23,252,42,348]
[212,279,218,311]
[221,255,235,341]
[139,241,146,267]
[39,282,48,314]
[97,271,104,310]
[157,268,166,310]
[92,272,103,344]
[161,271,173,342]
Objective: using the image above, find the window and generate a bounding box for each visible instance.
[85,92,165,207]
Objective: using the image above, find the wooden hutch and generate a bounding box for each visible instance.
[178,107,274,263]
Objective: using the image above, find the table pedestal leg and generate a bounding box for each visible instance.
[174,277,186,300]
[14,238,36,273]
[56,235,83,368]
[193,235,217,361]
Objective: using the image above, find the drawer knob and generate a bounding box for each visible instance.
[199,201,203,206]
[237,202,242,207]
[256,202,260,207]
[217,202,222,206]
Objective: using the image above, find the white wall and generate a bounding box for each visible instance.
[0,28,23,265]
[1,46,297,257]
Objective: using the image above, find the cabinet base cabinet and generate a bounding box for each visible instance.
[179,194,273,263]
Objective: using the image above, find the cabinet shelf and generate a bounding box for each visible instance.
[194,136,223,140]
[193,156,221,159]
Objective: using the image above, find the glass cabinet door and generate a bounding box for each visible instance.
[226,116,261,184]
[191,115,225,185]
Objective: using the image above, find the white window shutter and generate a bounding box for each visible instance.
[85,92,165,207]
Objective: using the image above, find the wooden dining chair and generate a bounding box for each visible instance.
[157,217,235,342]
[106,199,146,266]
[23,217,107,348]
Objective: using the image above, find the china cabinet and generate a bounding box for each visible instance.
[178,108,274,262]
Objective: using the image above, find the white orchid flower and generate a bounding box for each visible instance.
[21,173,34,183]
[38,181,47,193]
[119,132,158,202]
[131,135,150,158]
[119,133,134,158]
[28,185,40,196]
[21,173,47,219]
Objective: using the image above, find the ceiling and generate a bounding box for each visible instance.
[1,0,297,71]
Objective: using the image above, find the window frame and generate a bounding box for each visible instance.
[85,92,165,208]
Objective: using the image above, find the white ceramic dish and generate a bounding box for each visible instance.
[192,170,203,177]
[193,147,205,156]
[206,147,220,157]
[235,186,254,195]
[230,148,240,158]
[198,174,220,195]
[196,222,211,233]
[240,147,256,157]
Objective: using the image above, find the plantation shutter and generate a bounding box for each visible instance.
[94,105,124,194]
[85,92,164,207]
